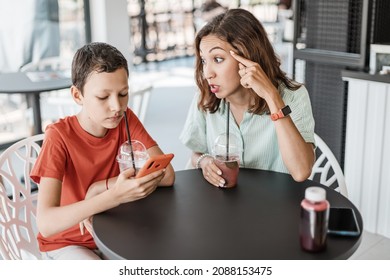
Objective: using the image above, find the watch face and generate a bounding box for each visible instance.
[281,105,291,116]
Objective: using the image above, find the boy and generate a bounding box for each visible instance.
[31,42,175,259]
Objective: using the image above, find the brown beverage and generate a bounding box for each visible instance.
[214,155,240,188]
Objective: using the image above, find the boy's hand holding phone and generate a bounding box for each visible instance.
[135,153,174,178]
[112,167,163,204]
[111,154,174,204]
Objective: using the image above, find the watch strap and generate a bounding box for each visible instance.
[271,105,291,121]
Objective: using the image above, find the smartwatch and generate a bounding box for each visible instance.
[270,105,291,121]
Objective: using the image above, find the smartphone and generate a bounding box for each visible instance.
[135,153,174,178]
[327,207,360,236]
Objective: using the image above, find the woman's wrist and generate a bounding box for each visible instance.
[196,153,212,169]
[263,87,284,111]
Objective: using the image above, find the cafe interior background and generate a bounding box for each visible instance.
[1,0,389,259]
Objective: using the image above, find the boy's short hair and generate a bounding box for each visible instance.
[71,42,129,92]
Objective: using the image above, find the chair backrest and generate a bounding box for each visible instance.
[128,85,153,123]
[309,133,348,197]
[0,134,44,260]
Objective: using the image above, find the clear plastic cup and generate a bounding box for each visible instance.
[116,140,149,174]
[212,133,241,188]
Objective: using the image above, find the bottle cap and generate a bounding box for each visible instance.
[305,187,326,202]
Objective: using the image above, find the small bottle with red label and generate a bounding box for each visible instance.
[299,186,330,252]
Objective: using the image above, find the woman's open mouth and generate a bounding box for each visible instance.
[210,84,220,93]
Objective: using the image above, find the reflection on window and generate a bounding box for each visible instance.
[58,0,87,61]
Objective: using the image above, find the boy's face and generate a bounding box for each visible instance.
[75,67,129,137]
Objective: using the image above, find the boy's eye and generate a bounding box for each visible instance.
[96,92,128,100]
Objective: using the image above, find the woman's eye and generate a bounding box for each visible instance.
[215,57,224,63]
[200,58,206,65]
[119,93,128,98]
[97,96,108,100]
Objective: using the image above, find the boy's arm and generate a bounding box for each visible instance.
[85,176,118,199]
[36,177,120,238]
[36,167,165,238]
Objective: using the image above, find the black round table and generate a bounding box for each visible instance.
[93,169,363,260]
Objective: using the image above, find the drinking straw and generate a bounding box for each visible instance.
[226,101,230,161]
[124,111,136,170]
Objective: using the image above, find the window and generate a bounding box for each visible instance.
[0,0,87,148]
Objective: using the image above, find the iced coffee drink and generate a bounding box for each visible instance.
[212,133,241,188]
[116,140,148,174]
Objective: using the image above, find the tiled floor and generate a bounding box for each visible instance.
[349,231,390,259]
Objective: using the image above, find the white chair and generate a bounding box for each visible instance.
[309,133,348,197]
[128,85,153,123]
[0,133,44,259]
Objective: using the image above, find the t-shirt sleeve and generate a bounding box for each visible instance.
[30,128,67,184]
[179,94,208,154]
[284,85,315,144]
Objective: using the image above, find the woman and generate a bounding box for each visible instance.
[180,8,315,187]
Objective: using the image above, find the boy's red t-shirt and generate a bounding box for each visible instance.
[30,108,157,252]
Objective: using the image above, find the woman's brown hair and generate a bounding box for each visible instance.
[194,8,300,114]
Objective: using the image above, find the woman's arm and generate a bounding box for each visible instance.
[230,51,315,181]
[264,91,315,182]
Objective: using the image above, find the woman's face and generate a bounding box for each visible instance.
[199,35,243,99]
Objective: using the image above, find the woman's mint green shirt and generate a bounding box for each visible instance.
[179,85,315,174]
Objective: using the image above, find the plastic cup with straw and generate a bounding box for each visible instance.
[116,112,148,173]
[212,100,240,188]
[226,101,230,161]
[123,111,136,171]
